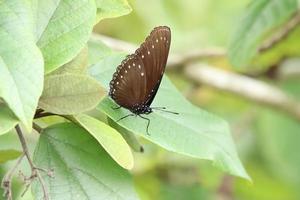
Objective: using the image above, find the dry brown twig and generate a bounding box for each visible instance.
[1,154,25,200]
[13,125,51,200]
[185,63,300,121]
[90,33,226,68]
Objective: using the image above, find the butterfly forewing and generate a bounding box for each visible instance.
[136,26,171,105]
[109,26,171,111]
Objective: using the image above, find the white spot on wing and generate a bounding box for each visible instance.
[152,45,154,48]
[156,39,159,43]
[142,55,144,58]
[128,65,131,69]
[138,65,141,69]
[133,63,135,66]
[141,72,144,76]
[125,70,127,73]
[147,51,150,55]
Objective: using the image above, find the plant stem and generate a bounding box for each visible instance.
[34,112,55,119]
[1,153,25,200]
[33,123,43,134]
[15,125,49,200]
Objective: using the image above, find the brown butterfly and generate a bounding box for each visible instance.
[109,26,178,134]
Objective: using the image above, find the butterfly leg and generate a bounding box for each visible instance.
[116,113,135,122]
[138,115,151,135]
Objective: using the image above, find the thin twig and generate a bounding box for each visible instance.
[34,112,56,119]
[33,123,43,134]
[185,63,300,121]
[90,33,226,68]
[15,125,49,200]
[91,33,138,53]
[1,153,25,200]
[259,11,300,52]
[168,48,226,68]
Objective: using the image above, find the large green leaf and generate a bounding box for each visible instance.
[35,0,96,73]
[95,0,132,22]
[0,104,18,135]
[39,74,105,115]
[88,40,114,65]
[74,114,134,170]
[229,0,298,68]
[32,123,139,200]
[50,46,89,75]
[0,0,44,130]
[89,52,250,180]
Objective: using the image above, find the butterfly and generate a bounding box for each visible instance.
[109,26,178,135]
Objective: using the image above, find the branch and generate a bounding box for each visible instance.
[185,63,300,121]
[167,48,226,69]
[33,123,43,133]
[91,33,137,53]
[278,58,300,79]
[15,125,49,200]
[1,154,25,200]
[90,33,226,68]
[259,11,300,52]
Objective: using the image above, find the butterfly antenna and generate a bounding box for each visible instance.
[152,107,179,115]
[151,107,166,109]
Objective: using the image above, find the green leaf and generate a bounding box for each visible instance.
[228,0,298,68]
[88,40,113,65]
[0,132,22,164]
[95,0,132,22]
[50,46,89,75]
[32,123,139,200]
[0,104,19,135]
[39,74,105,115]
[35,0,96,73]
[73,114,134,169]
[89,53,250,180]
[0,1,44,130]
[0,150,22,164]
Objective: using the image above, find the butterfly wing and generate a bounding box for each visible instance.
[109,26,171,110]
[136,26,171,106]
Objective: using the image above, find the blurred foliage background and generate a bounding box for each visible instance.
[1,0,299,199]
[93,0,300,200]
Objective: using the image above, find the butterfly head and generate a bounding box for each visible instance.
[132,104,152,115]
